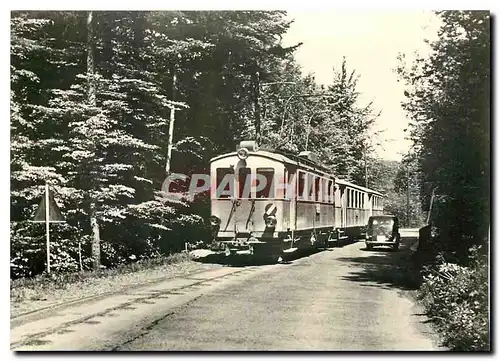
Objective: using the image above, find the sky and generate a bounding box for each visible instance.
[281,10,442,161]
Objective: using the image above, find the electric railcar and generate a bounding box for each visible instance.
[208,141,384,260]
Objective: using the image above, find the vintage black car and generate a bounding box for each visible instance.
[365,215,401,251]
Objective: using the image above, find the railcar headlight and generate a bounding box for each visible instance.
[264,214,277,228]
[209,215,221,227]
[237,147,249,160]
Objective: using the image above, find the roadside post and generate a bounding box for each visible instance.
[31,183,66,273]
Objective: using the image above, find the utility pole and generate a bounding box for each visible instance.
[406,165,411,227]
[165,67,177,175]
[45,183,51,274]
[364,148,368,188]
[253,70,261,145]
[87,10,101,271]
[427,187,436,225]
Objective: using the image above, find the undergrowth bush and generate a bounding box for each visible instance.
[418,246,489,351]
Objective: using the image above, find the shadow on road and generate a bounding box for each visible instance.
[192,247,326,267]
[361,247,396,252]
[337,241,419,291]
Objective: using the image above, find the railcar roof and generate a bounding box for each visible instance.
[211,149,332,175]
[210,149,384,197]
[335,178,384,197]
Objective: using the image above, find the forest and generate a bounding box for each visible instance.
[10,10,397,278]
[397,10,489,351]
[10,10,488,284]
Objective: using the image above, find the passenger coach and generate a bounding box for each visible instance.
[208,141,384,261]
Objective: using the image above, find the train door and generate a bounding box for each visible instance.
[288,168,297,233]
[340,185,346,228]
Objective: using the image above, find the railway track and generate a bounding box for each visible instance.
[11,265,269,350]
[11,267,215,324]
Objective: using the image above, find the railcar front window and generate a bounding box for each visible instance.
[256,168,275,198]
[298,171,306,200]
[216,168,234,198]
[308,173,314,200]
[238,167,251,198]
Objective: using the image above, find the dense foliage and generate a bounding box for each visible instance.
[418,247,489,351]
[11,11,380,278]
[398,11,490,351]
[397,10,490,259]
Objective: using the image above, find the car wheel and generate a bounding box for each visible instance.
[366,244,373,250]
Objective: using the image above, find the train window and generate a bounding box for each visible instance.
[327,180,333,203]
[238,167,251,198]
[325,180,329,203]
[315,177,321,202]
[298,171,306,200]
[256,168,275,198]
[324,179,329,203]
[321,179,326,202]
[322,179,328,203]
[216,168,234,198]
[308,173,315,201]
[346,189,350,207]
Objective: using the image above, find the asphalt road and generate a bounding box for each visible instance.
[12,231,444,351]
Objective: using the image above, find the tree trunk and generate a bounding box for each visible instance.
[165,67,177,175]
[87,10,101,271]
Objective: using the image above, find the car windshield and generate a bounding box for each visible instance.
[369,217,395,229]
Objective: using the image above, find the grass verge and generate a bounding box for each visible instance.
[11,252,220,317]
